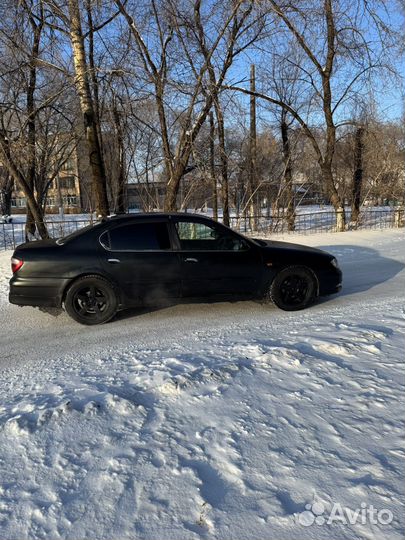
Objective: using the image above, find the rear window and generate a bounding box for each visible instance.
[56,223,96,245]
[100,222,171,251]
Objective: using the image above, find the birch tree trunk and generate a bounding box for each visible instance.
[67,0,109,217]
[25,24,41,241]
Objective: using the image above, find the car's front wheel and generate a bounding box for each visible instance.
[64,275,118,325]
[269,265,318,311]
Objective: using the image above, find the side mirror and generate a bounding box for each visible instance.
[238,239,250,251]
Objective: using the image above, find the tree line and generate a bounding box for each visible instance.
[0,0,403,238]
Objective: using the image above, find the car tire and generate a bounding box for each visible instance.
[269,265,318,311]
[64,275,118,325]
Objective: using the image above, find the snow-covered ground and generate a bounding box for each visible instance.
[0,229,404,540]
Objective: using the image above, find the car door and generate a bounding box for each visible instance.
[99,219,181,305]
[172,217,263,298]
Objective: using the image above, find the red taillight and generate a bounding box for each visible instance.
[11,257,24,273]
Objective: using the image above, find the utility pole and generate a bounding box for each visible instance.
[248,64,257,230]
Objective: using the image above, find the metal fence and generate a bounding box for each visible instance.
[230,207,404,235]
[1,219,92,251]
[1,207,404,251]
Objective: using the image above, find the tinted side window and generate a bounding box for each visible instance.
[175,221,248,251]
[102,222,171,251]
[176,221,216,241]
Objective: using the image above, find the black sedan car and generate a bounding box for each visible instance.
[9,213,342,324]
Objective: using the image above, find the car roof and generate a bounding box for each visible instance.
[103,212,217,222]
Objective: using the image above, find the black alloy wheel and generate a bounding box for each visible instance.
[64,275,118,325]
[269,265,317,311]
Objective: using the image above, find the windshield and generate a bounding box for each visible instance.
[231,229,266,247]
[252,238,267,247]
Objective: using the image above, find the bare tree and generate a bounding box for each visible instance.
[1,0,401,234]
[0,0,54,238]
[227,0,397,230]
[258,44,308,230]
[114,0,263,215]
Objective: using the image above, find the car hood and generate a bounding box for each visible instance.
[253,238,333,259]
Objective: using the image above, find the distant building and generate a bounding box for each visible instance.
[126,174,327,214]
[10,154,82,214]
[126,181,166,211]
[7,134,120,215]
[126,177,212,212]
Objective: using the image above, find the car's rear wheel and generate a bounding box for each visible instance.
[269,265,318,311]
[64,275,118,325]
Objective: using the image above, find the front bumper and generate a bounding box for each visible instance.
[9,275,68,308]
[318,267,343,296]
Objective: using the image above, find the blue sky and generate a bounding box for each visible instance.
[224,1,404,126]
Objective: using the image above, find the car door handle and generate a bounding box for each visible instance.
[107,258,121,264]
[184,257,199,263]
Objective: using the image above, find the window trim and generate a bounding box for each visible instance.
[99,220,174,253]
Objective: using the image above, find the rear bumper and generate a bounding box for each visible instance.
[9,275,68,308]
